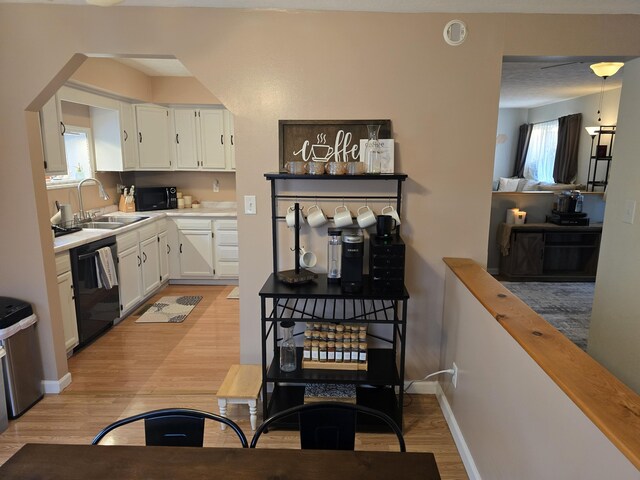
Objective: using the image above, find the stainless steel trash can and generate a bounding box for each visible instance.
[0,346,8,432]
[0,297,44,418]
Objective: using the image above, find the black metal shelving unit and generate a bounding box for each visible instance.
[587,126,616,192]
[259,172,409,430]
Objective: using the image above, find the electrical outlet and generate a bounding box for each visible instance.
[244,195,257,215]
[452,362,458,388]
[213,179,220,193]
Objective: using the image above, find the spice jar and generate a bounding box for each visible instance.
[303,340,312,360]
[350,341,359,363]
[318,341,328,362]
[311,340,320,361]
[327,341,336,361]
[336,325,344,335]
[327,332,335,342]
[343,342,351,363]
[359,324,367,332]
[358,331,367,342]
[343,324,351,334]
[328,324,336,333]
[304,329,313,340]
[335,342,344,362]
[312,330,321,340]
[358,342,368,363]
[321,323,329,332]
[350,333,358,343]
[320,332,328,342]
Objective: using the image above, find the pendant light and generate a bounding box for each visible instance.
[590,62,624,123]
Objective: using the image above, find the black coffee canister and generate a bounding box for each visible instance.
[376,215,397,237]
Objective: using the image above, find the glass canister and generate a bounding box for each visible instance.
[343,341,351,363]
[364,124,383,174]
[335,342,344,363]
[279,320,297,372]
[327,228,342,283]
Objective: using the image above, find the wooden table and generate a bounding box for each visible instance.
[217,364,263,430]
[0,444,441,479]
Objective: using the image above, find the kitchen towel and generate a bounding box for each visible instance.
[95,247,118,289]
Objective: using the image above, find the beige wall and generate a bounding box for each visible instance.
[71,57,153,102]
[589,58,640,393]
[440,268,638,478]
[128,171,236,203]
[1,6,639,389]
[151,76,222,105]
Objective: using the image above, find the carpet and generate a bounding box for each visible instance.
[135,295,202,324]
[226,287,239,299]
[501,282,595,351]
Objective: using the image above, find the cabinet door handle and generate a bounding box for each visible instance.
[167,244,171,254]
[71,284,75,300]
[60,121,66,135]
[231,134,234,146]
[139,132,143,143]
[137,255,141,267]
[220,134,224,145]
[123,130,128,142]
[176,133,179,144]
[143,252,147,263]
[179,243,183,254]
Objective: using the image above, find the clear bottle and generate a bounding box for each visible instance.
[327,228,342,283]
[327,341,336,362]
[335,342,344,363]
[279,321,297,372]
[303,340,312,361]
[358,342,368,364]
[364,124,383,174]
[343,341,351,363]
[319,341,328,362]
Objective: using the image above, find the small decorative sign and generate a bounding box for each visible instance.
[279,120,392,171]
[359,139,395,174]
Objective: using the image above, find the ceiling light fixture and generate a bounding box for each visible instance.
[590,62,624,123]
[86,0,124,6]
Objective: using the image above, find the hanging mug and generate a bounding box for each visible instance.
[356,206,376,229]
[306,204,328,228]
[381,205,401,225]
[285,205,306,228]
[333,205,353,228]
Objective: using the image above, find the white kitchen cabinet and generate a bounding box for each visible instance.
[213,219,239,277]
[120,102,139,170]
[55,252,79,353]
[172,108,229,171]
[140,234,160,296]
[179,229,214,277]
[223,109,236,170]
[158,229,170,283]
[116,242,142,315]
[136,104,172,170]
[41,94,67,175]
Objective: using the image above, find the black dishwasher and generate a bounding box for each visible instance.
[70,236,119,350]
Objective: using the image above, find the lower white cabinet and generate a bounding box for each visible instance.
[158,220,170,283]
[178,226,214,277]
[214,219,239,277]
[116,220,165,316]
[54,252,79,353]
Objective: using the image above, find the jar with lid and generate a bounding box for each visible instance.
[327,332,336,343]
[311,340,320,362]
[327,341,336,362]
[350,332,358,343]
[335,342,344,362]
[328,324,337,333]
[279,320,297,372]
[350,342,359,363]
[303,340,312,361]
[343,342,351,363]
[358,331,367,342]
[358,342,368,363]
[304,329,313,340]
[312,330,321,341]
[318,341,328,362]
[335,332,344,342]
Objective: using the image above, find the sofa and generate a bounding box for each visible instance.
[494,176,586,192]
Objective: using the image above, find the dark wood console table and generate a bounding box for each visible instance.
[0,444,441,480]
[498,223,602,281]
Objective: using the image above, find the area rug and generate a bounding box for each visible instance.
[226,287,239,299]
[501,282,595,351]
[135,295,202,324]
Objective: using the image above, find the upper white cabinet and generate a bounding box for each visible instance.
[224,109,236,170]
[40,94,67,175]
[120,102,139,170]
[136,104,172,170]
[173,108,232,171]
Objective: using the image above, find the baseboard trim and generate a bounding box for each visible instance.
[43,372,72,394]
[404,380,438,394]
[436,383,481,480]
[487,267,499,275]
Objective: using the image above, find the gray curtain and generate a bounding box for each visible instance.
[512,123,533,178]
[553,113,582,183]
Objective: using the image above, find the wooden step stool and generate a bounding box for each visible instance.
[217,364,262,431]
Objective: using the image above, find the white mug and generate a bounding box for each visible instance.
[515,211,527,225]
[381,205,401,225]
[286,205,306,228]
[306,204,328,228]
[357,205,376,229]
[299,248,317,268]
[60,204,73,225]
[333,205,353,228]
[506,208,519,224]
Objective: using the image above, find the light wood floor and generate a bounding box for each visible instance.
[0,284,467,479]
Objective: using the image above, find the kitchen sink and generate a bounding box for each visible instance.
[83,221,125,230]
[93,215,149,225]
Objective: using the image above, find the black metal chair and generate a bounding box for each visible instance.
[250,402,406,451]
[92,408,248,448]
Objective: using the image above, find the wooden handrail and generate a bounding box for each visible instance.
[443,257,640,470]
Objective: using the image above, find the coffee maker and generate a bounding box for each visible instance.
[341,229,364,292]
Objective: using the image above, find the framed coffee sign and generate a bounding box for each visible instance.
[278,119,392,171]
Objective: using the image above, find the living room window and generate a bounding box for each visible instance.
[523,119,558,183]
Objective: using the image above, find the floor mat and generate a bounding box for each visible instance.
[226,287,239,299]
[135,295,202,323]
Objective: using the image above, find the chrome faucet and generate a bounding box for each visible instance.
[77,177,110,221]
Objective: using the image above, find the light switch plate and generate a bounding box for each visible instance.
[244,195,257,215]
[623,199,636,224]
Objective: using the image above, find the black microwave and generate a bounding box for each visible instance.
[134,186,178,211]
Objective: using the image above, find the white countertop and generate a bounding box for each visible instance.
[53,205,237,254]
